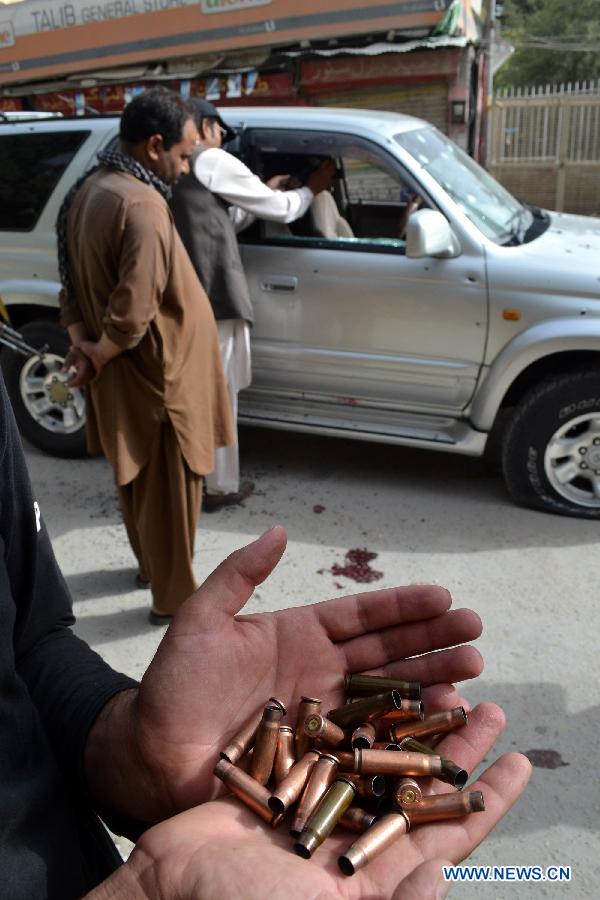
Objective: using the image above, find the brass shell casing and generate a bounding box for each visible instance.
[249,703,284,785]
[338,810,410,876]
[295,696,322,760]
[379,699,425,722]
[405,790,485,825]
[269,750,320,814]
[273,725,296,784]
[331,750,355,770]
[398,737,468,789]
[220,697,286,764]
[350,748,443,776]
[303,714,346,748]
[339,806,378,834]
[328,691,403,729]
[345,774,387,798]
[394,777,423,808]
[345,674,421,700]
[294,777,357,858]
[389,707,467,743]
[290,752,339,837]
[214,759,282,827]
[351,722,376,749]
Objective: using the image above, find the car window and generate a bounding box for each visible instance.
[238,129,426,253]
[0,130,90,231]
[394,126,530,243]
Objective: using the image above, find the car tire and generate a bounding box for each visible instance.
[502,367,600,519]
[2,320,88,458]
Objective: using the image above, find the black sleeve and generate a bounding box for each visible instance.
[0,374,137,795]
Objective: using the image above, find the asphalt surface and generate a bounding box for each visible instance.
[25,424,599,897]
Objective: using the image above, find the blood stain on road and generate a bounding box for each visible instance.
[326,548,383,583]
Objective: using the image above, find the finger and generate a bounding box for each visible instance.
[411,752,532,864]
[316,585,453,642]
[421,682,471,713]
[391,859,451,900]
[370,645,484,687]
[341,608,483,673]
[433,702,505,774]
[181,525,287,625]
[412,703,505,795]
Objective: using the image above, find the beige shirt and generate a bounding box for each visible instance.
[60,168,234,485]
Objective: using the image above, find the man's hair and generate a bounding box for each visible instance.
[120,88,192,150]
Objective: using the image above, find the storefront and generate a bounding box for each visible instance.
[1,0,486,154]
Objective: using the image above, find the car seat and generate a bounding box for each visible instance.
[308,190,354,239]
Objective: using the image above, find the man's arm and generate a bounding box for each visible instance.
[67,197,172,381]
[0,374,138,807]
[194,149,333,224]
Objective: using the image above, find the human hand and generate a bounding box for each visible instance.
[306,159,337,195]
[123,526,484,820]
[266,174,291,191]
[75,340,104,377]
[88,704,531,899]
[62,345,95,387]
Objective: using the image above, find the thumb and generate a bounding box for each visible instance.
[391,859,451,900]
[185,525,287,624]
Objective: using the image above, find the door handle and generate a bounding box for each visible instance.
[260,276,298,293]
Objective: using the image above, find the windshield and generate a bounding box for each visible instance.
[395,126,532,244]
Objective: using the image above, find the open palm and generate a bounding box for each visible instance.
[133,526,485,815]
[111,704,531,900]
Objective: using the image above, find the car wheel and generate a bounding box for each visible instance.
[2,320,87,457]
[502,367,600,519]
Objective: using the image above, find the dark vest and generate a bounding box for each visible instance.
[169,156,254,324]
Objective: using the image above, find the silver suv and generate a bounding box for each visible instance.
[1,108,600,519]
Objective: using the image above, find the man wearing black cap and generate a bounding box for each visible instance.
[170,98,335,511]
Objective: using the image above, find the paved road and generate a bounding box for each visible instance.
[25,425,599,896]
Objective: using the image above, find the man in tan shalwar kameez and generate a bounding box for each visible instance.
[58,89,234,623]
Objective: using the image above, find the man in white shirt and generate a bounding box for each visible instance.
[170,99,335,511]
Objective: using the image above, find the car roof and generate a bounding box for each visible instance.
[220,105,427,139]
[0,105,426,141]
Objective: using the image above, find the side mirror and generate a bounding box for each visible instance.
[406,209,460,259]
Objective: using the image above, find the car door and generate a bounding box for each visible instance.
[238,128,488,416]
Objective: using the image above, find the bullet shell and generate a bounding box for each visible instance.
[345,774,387,798]
[294,777,357,858]
[389,707,468,743]
[394,778,423,808]
[344,748,443,776]
[295,696,322,760]
[331,750,355,770]
[398,737,468,789]
[328,691,404,729]
[345,674,421,700]
[290,752,339,837]
[303,714,346,748]
[338,810,410,876]
[379,699,425,722]
[220,697,286,764]
[339,806,378,833]
[249,703,284,785]
[273,725,296,784]
[351,722,376,749]
[269,750,320,815]
[405,791,485,825]
[214,759,282,827]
